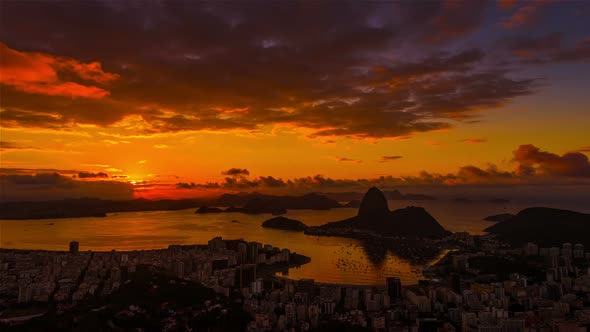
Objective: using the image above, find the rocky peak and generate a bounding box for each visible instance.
[358,187,389,219]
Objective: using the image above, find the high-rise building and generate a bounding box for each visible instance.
[386,277,402,300]
[573,244,585,258]
[175,260,185,279]
[18,285,32,303]
[451,273,462,294]
[562,243,573,258]
[248,242,260,264]
[546,282,563,301]
[297,279,315,298]
[208,237,226,251]
[235,264,257,289]
[111,267,121,281]
[69,241,79,254]
[237,242,248,264]
[524,242,539,256]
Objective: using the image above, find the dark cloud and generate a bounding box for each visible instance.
[514,144,590,178]
[547,38,590,63]
[176,182,197,189]
[507,32,562,57]
[0,141,41,151]
[334,157,362,164]
[459,138,487,144]
[423,1,488,44]
[221,168,250,177]
[499,2,548,29]
[0,167,80,176]
[379,156,403,162]
[257,176,286,187]
[0,2,544,139]
[0,173,134,202]
[453,165,513,183]
[78,171,109,179]
[576,146,590,153]
[507,33,590,64]
[497,0,517,10]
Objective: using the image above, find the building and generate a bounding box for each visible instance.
[208,237,226,251]
[236,264,257,289]
[451,273,462,294]
[69,241,79,254]
[387,277,402,300]
[298,279,315,298]
[247,242,260,264]
[237,242,247,264]
[17,285,32,303]
[524,242,539,256]
[573,244,584,258]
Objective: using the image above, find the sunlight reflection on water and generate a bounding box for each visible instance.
[3,200,581,285]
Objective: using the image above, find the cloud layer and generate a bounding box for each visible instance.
[4,1,584,139]
[174,144,590,193]
[514,144,590,178]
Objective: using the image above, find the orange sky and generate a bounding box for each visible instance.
[1,1,589,201]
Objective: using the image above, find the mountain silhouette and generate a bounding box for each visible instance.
[358,187,389,219]
[311,187,449,238]
[262,216,308,231]
[485,207,590,247]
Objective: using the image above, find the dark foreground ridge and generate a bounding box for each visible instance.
[307,187,450,239]
[485,207,590,247]
[262,216,309,231]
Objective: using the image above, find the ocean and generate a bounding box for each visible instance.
[2,199,588,285]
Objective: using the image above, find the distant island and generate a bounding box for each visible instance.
[485,207,590,247]
[306,187,450,239]
[262,216,308,231]
[489,198,511,204]
[483,213,515,222]
[195,193,341,215]
[0,188,438,220]
[195,206,224,214]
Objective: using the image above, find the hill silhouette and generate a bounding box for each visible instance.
[310,187,449,238]
[262,216,308,231]
[195,206,223,214]
[0,198,203,220]
[198,193,342,214]
[485,207,590,247]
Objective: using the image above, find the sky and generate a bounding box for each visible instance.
[1,0,589,201]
